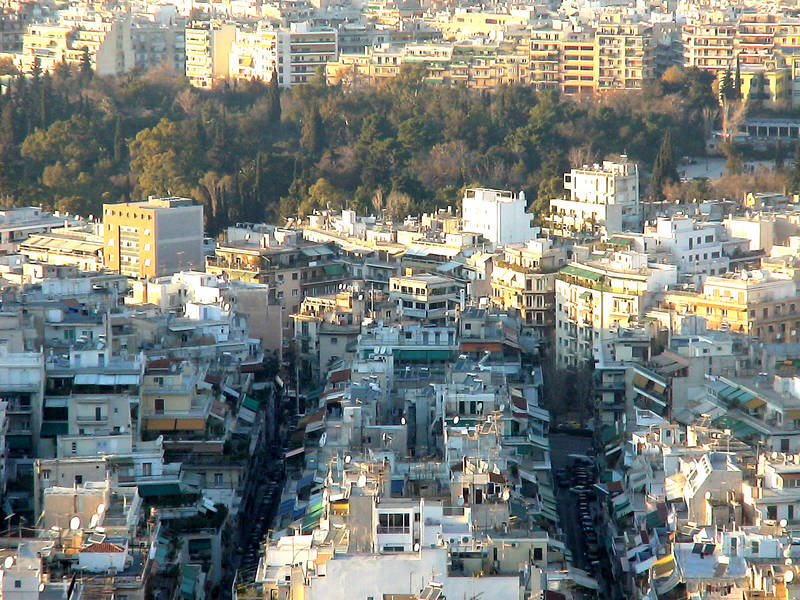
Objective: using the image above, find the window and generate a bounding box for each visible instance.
[533,547,543,561]
[752,540,760,554]
[292,289,298,296]
[142,463,152,477]
[292,272,298,280]
[42,470,51,480]
[330,337,338,345]
[95,407,102,421]
[14,581,21,589]
[767,505,778,521]
[75,475,83,485]
[154,398,165,414]
[377,513,410,533]
[214,473,224,486]
[71,442,77,454]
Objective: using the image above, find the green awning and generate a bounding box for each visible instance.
[41,422,69,437]
[645,509,666,529]
[180,564,200,599]
[394,349,453,361]
[607,236,633,247]
[188,538,212,551]
[138,483,182,498]
[6,435,32,450]
[323,263,344,277]
[578,291,592,300]
[732,421,760,438]
[560,265,603,281]
[241,396,260,412]
[306,387,323,402]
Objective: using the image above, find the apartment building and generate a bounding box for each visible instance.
[228,22,337,86]
[389,273,461,324]
[102,197,204,279]
[489,239,566,335]
[595,17,656,91]
[548,158,640,238]
[555,253,676,367]
[560,29,598,96]
[682,21,736,72]
[185,21,236,88]
[0,207,71,254]
[20,17,134,75]
[461,187,537,247]
[528,28,560,91]
[662,269,800,342]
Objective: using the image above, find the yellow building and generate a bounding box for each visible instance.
[426,10,529,41]
[102,197,204,279]
[559,29,597,96]
[528,28,561,91]
[139,358,210,433]
[185,22,236,89]
[489,241,565,334]
[20,17,133,75]
[682,21,736,73]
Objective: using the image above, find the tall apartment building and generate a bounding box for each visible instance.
[548,159,640,238]
[555,253,676,367]
[20,17,134,75]
[185,22,236,88]
[223,22,337,86]
[461,187,537,247]
[131,17,186,74]
[489,239,566,335]
[559,29,597,96]
[682,22,736,72]
[736,13,781,67]
[102,197,204,279]
[596,17,655,91]
[528,28,561,91]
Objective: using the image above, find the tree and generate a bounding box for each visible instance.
[300,107,324,157]
[719,70,735,104]
[80,47,92,80]
[650,129,679,202]
[790,145,800,193]
[113,116,124,164]
[268,72,281,124]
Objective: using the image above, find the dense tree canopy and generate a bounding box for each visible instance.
[0,64,717,233]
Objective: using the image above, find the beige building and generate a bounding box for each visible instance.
[102,197,204,279]
[20,17,134,75]
[185,21,236,88]
[595,17,655,92]
[682,21,736,72]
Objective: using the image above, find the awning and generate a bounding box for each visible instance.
[652,554,676,578]
[278,499,294,517]
[241,396,260,412]
[188,538,212,551]
[391,479,404,495]
[298,474,314,490]
[323,263,345,277]
[6,435,32,450]
[645,509,666,529]
[560,265,604,281]
[394,349,453,361]
[786,409,800,420]
[744,397,766,410]
[460,342,502,353]
[41,422,69,436]
[74,374,139,386]
[285,446,305,459]
[138,483,182,498]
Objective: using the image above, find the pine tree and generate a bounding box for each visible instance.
[734,55,742,99]
[719,70,734,104]
[80,47,92,80]
[113,116,124,164]
[268,72,281,124]
[300,107,324,156]
[651,129,679,202]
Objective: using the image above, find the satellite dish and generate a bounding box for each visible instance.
[413,543,420,552]
[477,403,483,413]
[318,432,327,447]
[96,504,105,515]
[453,416,460,424]
[357,474,367,488]
[502,489,510,501]
[89,515,99,529]
[781,519,788,528]
[344,455,352,464]
[69,516,81,531]
[3,556,13,569]
[499,403,506,412]
[787,569,795,583]
[400,417,406,425]
[38,583,45,592]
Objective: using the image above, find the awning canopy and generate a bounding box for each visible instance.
[74,374,139,386]
[41,422,69,437]
[138,483,182,498]
[743,397,766,410]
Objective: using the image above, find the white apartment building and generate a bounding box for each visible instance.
[0,207,76,254]
[229,23,337,86]
[549,159,640,237]
[555,252,677,367]
[648,216,729,281]
[461,187,537,246]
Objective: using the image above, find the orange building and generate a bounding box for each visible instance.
[102,197,204,279]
